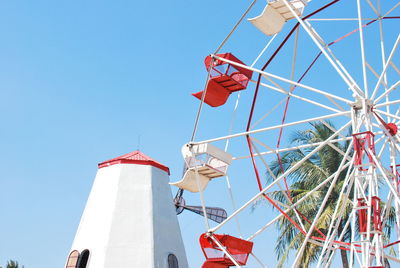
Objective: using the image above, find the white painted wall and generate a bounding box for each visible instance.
[68,163,188,268]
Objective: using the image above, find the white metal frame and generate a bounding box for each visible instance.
[183,1,400,267]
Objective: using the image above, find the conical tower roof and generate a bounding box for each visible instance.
[98,150,170,174]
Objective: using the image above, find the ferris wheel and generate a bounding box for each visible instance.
[170,0,400,267]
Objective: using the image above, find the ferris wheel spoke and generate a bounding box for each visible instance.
[250,138,313,232]
[249,252,268,268]
[356,0,370,97]
[320,120,349,139]
[259,72,353,106]
[213,0,258,55]
[350,226,365,267]
[354,176,369,201]
[247,212,281,241]
[381,191,395,234]
[324,247,339,267]
[208,234,241,268]
[349,193,358,267]
[289,27,300,88]
[250,139,296,202]
[392,108,400,123]
[331,210,356,260]
[324,218,354,267]
[306,18,377,21]
[383,1,400,17]
[372,115,399,152]
[265,195,291,210]
[393,137,400,154]
[193,111,350,145]
[326,96,348,112]
[249,136,275,153]
[282,0,365,99]
[372,126,384,135]
[385,254,400,264]
[374,109,400,122]
[374,79,400,104]
[248,161,352,242]
[235,135,353,160]
[376,0,391,122]
[373,111,400,142]
[212,54,354,105]
[250,95,287,129]
[320,164,356,245]
[370,151,400,206]
[365,0,380,16]
[251,34,278,68]
[376,136,389,159]
[256,79,345,113]
[390,61,400,75]
[366,62,389,90]
[327,142,352,161]
[293,141,354,267]
[317,167,356,267]
[210,121,352,235]
[250,133,348,231]
[370,34,400,100]
[375,99,400,109]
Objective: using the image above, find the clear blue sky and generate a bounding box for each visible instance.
[0,1,253,267]
[0,1,399,267]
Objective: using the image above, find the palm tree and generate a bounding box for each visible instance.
[263,122,395,267]
[6,260,24,268]
[262,122,352,267]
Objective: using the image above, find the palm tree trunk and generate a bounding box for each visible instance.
[340,249,349,268]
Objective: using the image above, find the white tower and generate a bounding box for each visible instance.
[65,151,188,268]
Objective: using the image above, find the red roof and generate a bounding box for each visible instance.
[98,150,170,174]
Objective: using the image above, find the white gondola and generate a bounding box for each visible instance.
[170,143,232,193]
[248,0,308,36]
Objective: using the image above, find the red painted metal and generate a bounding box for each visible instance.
[192,80,231,107]
[201,261,229,268]
[395,164,400,192]
[386,123,398,136]
[193,53,253,107]
[357,196,382,234]
[98,150,170,174]
[372,196,382,232]
[204,53,253,81]
[384,239,400,248]
[372,108,398,136]
[246,137,308,236]
[199,233,253,266]
[389,164,400,193]
[358,198,368,233]
[353,131,375,171]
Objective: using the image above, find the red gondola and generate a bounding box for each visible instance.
[193,53,253,107]
[199,233,253,267]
